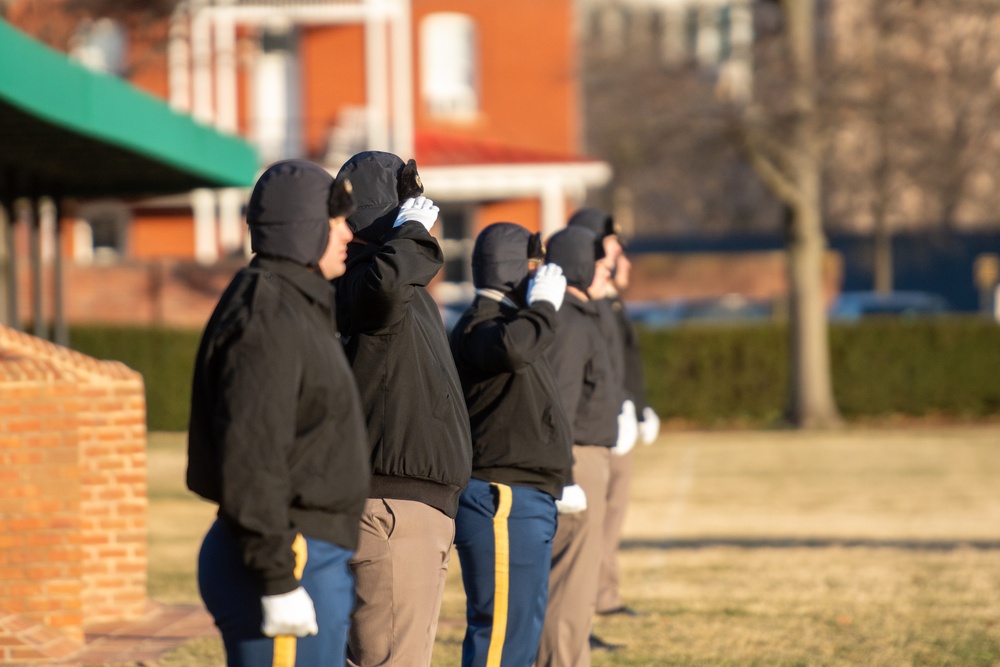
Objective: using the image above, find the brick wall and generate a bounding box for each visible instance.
[627,251,843,305]
[0,326,148,661]
[12,253,832,329]
[15,259,242,328]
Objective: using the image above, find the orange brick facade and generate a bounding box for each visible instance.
[5,0,588,264]
[0,326,148,662]
[14,259,243,328]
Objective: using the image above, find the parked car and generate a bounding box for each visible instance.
[828,291,950,322]
[626,294,774,329]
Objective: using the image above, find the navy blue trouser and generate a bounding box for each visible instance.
[454,478,558,667]
[198,518,354,667]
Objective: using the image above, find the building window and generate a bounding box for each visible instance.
[70,18,127,75]
[252,26,302,164]
[420,13,478,119]
[74,202,129,264]
[437,205,474,283]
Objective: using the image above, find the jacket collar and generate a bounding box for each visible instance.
[250,255,336,311]
[475,288,519,310]
[564,290,598,315]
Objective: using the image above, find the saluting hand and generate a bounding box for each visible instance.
[393,196,440,232]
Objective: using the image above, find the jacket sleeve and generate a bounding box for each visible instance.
[455,302,559,375]
[339,222,444,333]
[213,306,302,596]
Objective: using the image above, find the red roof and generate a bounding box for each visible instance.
[415,130,596,167]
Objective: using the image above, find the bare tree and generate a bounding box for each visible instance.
[737,0,841,427]
[825,0,1000,292]
[581,6,783,237]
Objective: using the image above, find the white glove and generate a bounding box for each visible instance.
[527,263,567,311]
[640,406,661,445]
[260,587,318,638]
[611,400,638,456]
[555,483,587,514]
[393,196,439,232]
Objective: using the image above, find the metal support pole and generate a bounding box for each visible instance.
[52,197,67,347]
[0,198,10,328]
[29,198,46,339]
[3,204,17,330]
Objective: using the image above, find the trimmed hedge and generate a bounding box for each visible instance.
[829,318,1000,418]
[67,318,1000,431]
[641,317,1000,425]
[70,325,202,432]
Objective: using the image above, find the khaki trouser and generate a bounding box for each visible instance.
[536,445,611,667]
[347,498,454,667]
[596,448,634,613]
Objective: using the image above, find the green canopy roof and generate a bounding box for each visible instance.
[0,18,258,199]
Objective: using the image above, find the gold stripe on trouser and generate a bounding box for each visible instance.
[487,484,514,667]
[273,534,308,667]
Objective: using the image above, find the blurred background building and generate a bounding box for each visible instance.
[1,0,611,325]
[2,0,999,328]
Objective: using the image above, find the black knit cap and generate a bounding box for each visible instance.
[545,226,604,291]
[247,160,354,267]
[566,207,619,240]
[336,151,424,242]
[472,222,543,293]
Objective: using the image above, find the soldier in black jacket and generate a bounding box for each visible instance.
[449,222,574,667]
[566,210,659,632]
[188,160,370,667]
[596,251,661,622]
[334,151,473,667]
[536,226,620,667]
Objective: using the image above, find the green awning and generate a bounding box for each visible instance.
[0,18,258,199]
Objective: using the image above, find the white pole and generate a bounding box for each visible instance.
[214,11,238,133]
[365,0,390,151]
[389,0,414,157]
[191,3,215,125]
[168,1,192,112]
[218,188,245,254]
[540,179,566,240]
[192,188,219,263]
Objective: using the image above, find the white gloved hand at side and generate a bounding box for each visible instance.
[261,586,318,638]
[611,400,638,456]
[393,196,440,232]
[527,263,567,311]
[555,483,587,514]
[640,406,661,445]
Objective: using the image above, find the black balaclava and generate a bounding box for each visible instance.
[336,151,424,243]
[567,207,618,241]
[247,160,355,266]
[545,226,604,291]
[471,222,544,297]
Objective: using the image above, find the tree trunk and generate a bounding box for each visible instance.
[786,167,842,427]
[873,216,893,293]
[782,0,842,428]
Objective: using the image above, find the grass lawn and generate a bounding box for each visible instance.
[148,426,1000,666]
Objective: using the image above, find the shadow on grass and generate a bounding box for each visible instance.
[622,537,1000,551]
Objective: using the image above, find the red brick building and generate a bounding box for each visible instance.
[5,0,611,325]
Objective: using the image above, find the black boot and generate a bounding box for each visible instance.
[589,633,625,652]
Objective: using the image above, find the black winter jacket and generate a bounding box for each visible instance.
[450,295,574,498]
[545,291,620,448]
[335,221,472,517]
[595,297,627,409]
[187,256,370,596]
[609,294,649,411]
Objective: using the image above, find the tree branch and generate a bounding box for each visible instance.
[740,128,802,207]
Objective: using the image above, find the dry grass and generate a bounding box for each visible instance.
[146,426,1000,666]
